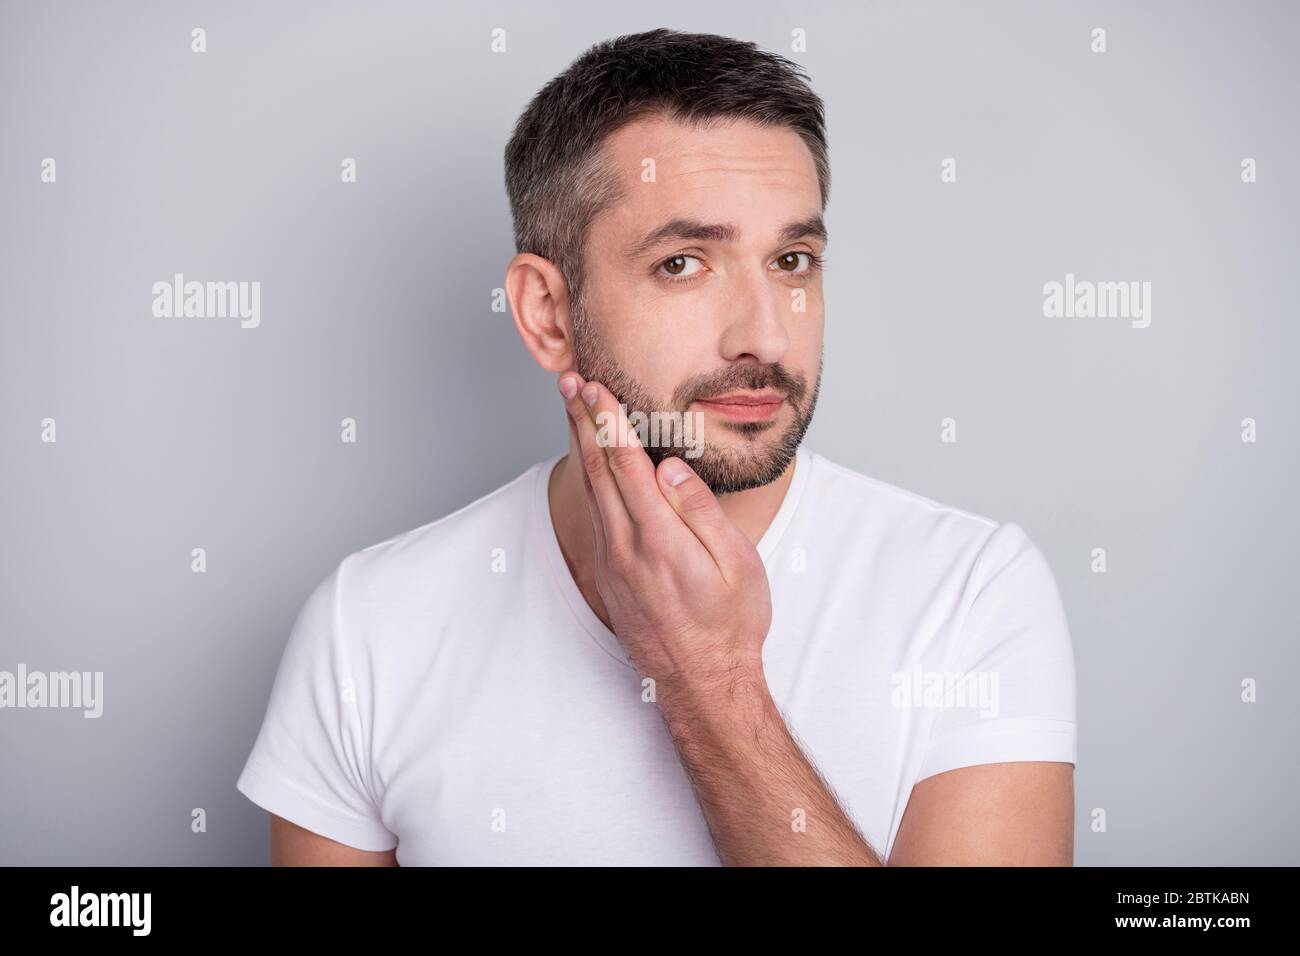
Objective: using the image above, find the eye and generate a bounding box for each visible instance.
[772,251,817,275]
[657,254,704,280]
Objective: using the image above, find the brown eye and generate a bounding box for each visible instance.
[657,255,702,279]
[777,252,804,272]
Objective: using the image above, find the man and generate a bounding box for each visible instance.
[236,28,1076,866]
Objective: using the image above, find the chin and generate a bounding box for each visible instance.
[676,439,798,496]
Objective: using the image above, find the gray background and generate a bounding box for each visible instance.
[1,0,1295,865]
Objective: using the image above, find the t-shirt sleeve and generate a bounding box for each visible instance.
[915,521,1077,783]
[235,557,398,852]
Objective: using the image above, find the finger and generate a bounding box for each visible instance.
[580,380,673,527]
[655,456,746,565]
[559,371,631,543]
[564,395,606,561]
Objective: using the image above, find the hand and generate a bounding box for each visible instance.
[558,371,773,694]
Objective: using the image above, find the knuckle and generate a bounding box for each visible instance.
[608,447,641,476]
[582,448,608,479]
[680,486,716,514]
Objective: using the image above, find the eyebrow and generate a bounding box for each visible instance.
[625,215,828,260]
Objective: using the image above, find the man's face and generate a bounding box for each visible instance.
[570,114,825,495]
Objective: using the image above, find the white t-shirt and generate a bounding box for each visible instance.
[236,446,1076,864]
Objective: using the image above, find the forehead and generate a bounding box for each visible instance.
[592,113,822,242]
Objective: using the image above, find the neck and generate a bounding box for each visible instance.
[547,434,797,631]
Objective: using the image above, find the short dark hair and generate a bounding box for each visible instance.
[503,28,830,309]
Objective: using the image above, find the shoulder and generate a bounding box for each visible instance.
[319,459,548,633]
[804,449,1005,551]
[801,450,1058,611]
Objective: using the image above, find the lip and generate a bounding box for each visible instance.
[693,391,785,423]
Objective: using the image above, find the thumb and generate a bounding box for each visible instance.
[656,457,739,558]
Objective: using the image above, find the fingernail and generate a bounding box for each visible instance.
[558,375,578,400]
[661,457,692,487]
[581,383,598,407]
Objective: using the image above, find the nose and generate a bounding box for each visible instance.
[717,270,791,365]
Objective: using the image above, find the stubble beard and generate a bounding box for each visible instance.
[568,298,823,496]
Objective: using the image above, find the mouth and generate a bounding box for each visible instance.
[692,390,785,423]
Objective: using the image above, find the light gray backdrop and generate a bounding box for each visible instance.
[1,0,1296,865]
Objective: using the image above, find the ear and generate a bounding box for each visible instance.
[505,252,574,373]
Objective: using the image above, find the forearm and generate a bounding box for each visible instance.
[656,664,883,867]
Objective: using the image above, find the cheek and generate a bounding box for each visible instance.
[792,308,823,350]
[787,310,823,382]
[603,285,716,376]
[625,338,698,405]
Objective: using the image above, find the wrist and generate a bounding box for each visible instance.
[655,655,773,740]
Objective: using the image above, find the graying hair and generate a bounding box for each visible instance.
[503,28,830,312]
